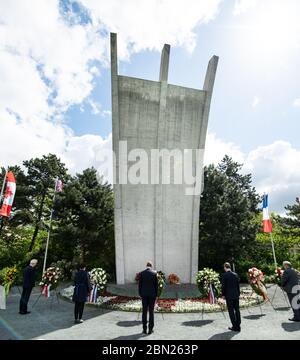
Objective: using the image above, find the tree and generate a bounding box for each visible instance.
[52,168,115,275]
[275,199,300,268]
[236,212,300,278]
[277,200,300,235]
[198,156,261,271]
[23,154,69,251]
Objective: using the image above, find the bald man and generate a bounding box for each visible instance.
[19,259,38,315]
[282,261,300,322]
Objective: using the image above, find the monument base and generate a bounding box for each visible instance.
[107,283,200,299]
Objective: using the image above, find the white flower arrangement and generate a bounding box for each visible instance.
[196,268,221,297]
[60,286,261,313]
[89,268,108,291]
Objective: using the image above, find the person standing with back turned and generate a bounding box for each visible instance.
[138,261,158,335]
[72,264,91,324]
[19,259,38,315]
[221,262,241,332]
[281,261,300,322]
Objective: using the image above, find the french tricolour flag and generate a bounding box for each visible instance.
[208,283,216,304]
[263,194,272,233]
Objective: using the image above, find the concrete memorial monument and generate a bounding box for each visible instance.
[110,33,218,284]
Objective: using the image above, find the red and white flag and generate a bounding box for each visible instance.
[262,194,272,233]
[0,171,16,218]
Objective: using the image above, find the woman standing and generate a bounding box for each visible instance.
[72,264,91,324]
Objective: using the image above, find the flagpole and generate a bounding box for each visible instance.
[270,232,277,269]
[0,168,8,204]
[42,178,58,275]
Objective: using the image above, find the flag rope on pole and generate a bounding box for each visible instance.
[0,168,8,203]
[42,177,62,275]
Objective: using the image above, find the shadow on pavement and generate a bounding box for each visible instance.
[281,322,300,332]
[117,320,142,327]
[209,331,238,340]
[243,314,266,320]
[113,332,148,340]
[181,320,213,327]
[0,286,111,340]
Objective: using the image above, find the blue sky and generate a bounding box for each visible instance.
[66,0,300,153]
[0,0,300,213]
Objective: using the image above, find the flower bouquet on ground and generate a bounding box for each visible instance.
[40,266,62,298]
[248,267,268,301]
[0,266,18,295]
[196,268,221,299]
[157,271,166,297]
[89,268,108,299]
[168,273,180,285]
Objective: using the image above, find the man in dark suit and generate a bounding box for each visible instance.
[72,264,91,324]
[221,262,241,332]
[281,261,300,322]
[138,261,158,335]
[19,259,38,315]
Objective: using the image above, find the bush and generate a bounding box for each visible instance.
[0,266,18,295]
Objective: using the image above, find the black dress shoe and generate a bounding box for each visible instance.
[143,329,147,334]
[148,329,154,335]
[19,311,31,315]
[228,327,240,332]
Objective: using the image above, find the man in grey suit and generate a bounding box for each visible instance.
[281,261,300,322]
[138,261,158,335]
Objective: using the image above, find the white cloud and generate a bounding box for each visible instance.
[244,141,300,212]
[251,96,260,108]
[233,0,300,62]
[63,133,113,181]
[233,0,258,16]
[205,135,300,213]
[293,98,300,107]
[0,0,222,184]
[88,99,111,117]
[0,52,50,121]
[204,133,244,165]
[79,0,222,56]
[0,0,107,114]
[1,0,299,214]
[0,106,113,181]
[0,0,222,121]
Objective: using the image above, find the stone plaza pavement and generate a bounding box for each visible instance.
[0,285,299,340]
